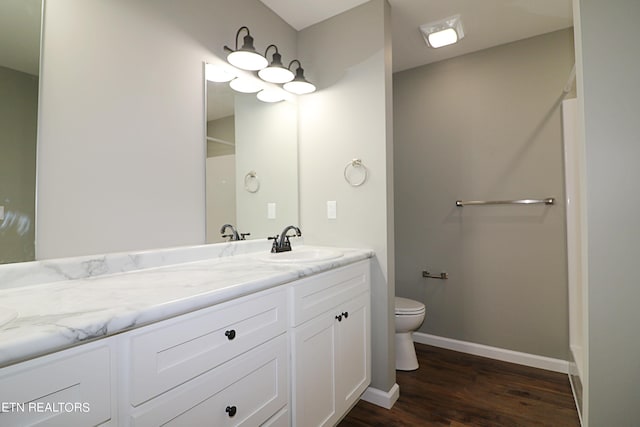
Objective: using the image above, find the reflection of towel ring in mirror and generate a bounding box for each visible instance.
[344,159,368,187]
[244,170,260,193]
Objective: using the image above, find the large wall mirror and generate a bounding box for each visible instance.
[0,0,42,264]
[205,66,299,243]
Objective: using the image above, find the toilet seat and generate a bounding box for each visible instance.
[395,297,425,315]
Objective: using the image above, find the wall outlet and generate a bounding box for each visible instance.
[267,202,276,219]
[327,201,337,219]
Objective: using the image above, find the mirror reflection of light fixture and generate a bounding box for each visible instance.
[224,26,268,71]
[283,60,316,95]
[229,77,263,93]
[258,45,295,84]
[205,64,236,82]
[420,14,464,49]
[257,88,287,103]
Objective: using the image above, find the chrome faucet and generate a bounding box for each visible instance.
[269,225,302,253]
[220,224,240,241]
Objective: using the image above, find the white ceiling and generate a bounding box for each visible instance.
[260,0,573,72]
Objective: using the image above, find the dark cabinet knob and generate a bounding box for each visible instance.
[225,405,237,417]
[225,329,236,340]
[342,311,349,319]
[335,314,342,322]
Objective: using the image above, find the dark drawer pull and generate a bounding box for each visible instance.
[225,329,236,340]
[335,314,342,322]
[225,405,237,417]
[342,311,349,319]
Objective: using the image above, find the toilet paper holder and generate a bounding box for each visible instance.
[422,271,448,280]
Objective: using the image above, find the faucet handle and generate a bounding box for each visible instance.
[268,236,279,253]
[240,233,251,240]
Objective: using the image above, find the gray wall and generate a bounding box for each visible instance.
[574,0,640,424]
[298,0,396,393]
[394,29,574,359]
[0,66,37,263]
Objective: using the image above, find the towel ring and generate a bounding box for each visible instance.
[244,170,260,193]
[344,159,368,187]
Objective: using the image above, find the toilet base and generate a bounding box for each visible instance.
[395,331,419,371]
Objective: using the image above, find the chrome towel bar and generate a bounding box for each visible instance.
[455,198,555,207]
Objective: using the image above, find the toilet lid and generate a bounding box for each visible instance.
[395,297,426,314]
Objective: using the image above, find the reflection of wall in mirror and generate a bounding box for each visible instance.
[235,94,298,238]
[206,156,236,243]
[206,116,236,243]
[0,66,37,263]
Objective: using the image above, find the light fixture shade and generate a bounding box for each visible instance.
[257,88,286,103]
[205,64,235,82]
[283,80,316,95]
[227,49,268,71]
[229,77,263,93]
[226,31,268,70]
[283,65,316,95]
[259,66,295,84]
[258,51,295,83]
[420,14,464,49]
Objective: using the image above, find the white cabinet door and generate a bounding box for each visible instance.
[292,313,337,427]
[292,290,371,427]
[335,292,371,416]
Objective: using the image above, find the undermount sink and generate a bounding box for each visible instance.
[257,248,344,263]
[0,307,18,328]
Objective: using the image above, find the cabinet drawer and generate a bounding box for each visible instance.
[130,335,288,427]
[290,260,370,327]
[0,339,114,427]
[127,289,287,406]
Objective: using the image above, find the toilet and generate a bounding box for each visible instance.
[394,296,426,371]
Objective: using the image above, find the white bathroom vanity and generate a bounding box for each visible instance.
[0,242,373,426]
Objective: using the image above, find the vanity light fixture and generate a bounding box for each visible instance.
[419,14,465,49]
[220,28,316,98]
[283,60,316,95]
[224,26,268,71]
[258,45,295,84]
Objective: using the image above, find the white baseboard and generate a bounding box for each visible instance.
[360,383,400,409]
[413,332,569,374]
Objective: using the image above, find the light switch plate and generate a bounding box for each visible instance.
[327,201,337,219]
[0,206,4,221]
[267,202,276,219]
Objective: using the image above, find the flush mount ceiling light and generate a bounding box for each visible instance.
[205,63,236,82]
[258,44,295,84]
[224,26,268,71]
[283,60,316,95]
[420,14,465,49]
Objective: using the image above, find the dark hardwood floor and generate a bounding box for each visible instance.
[339,343,580,427]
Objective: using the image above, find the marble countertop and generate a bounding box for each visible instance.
[0,245,373,368]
